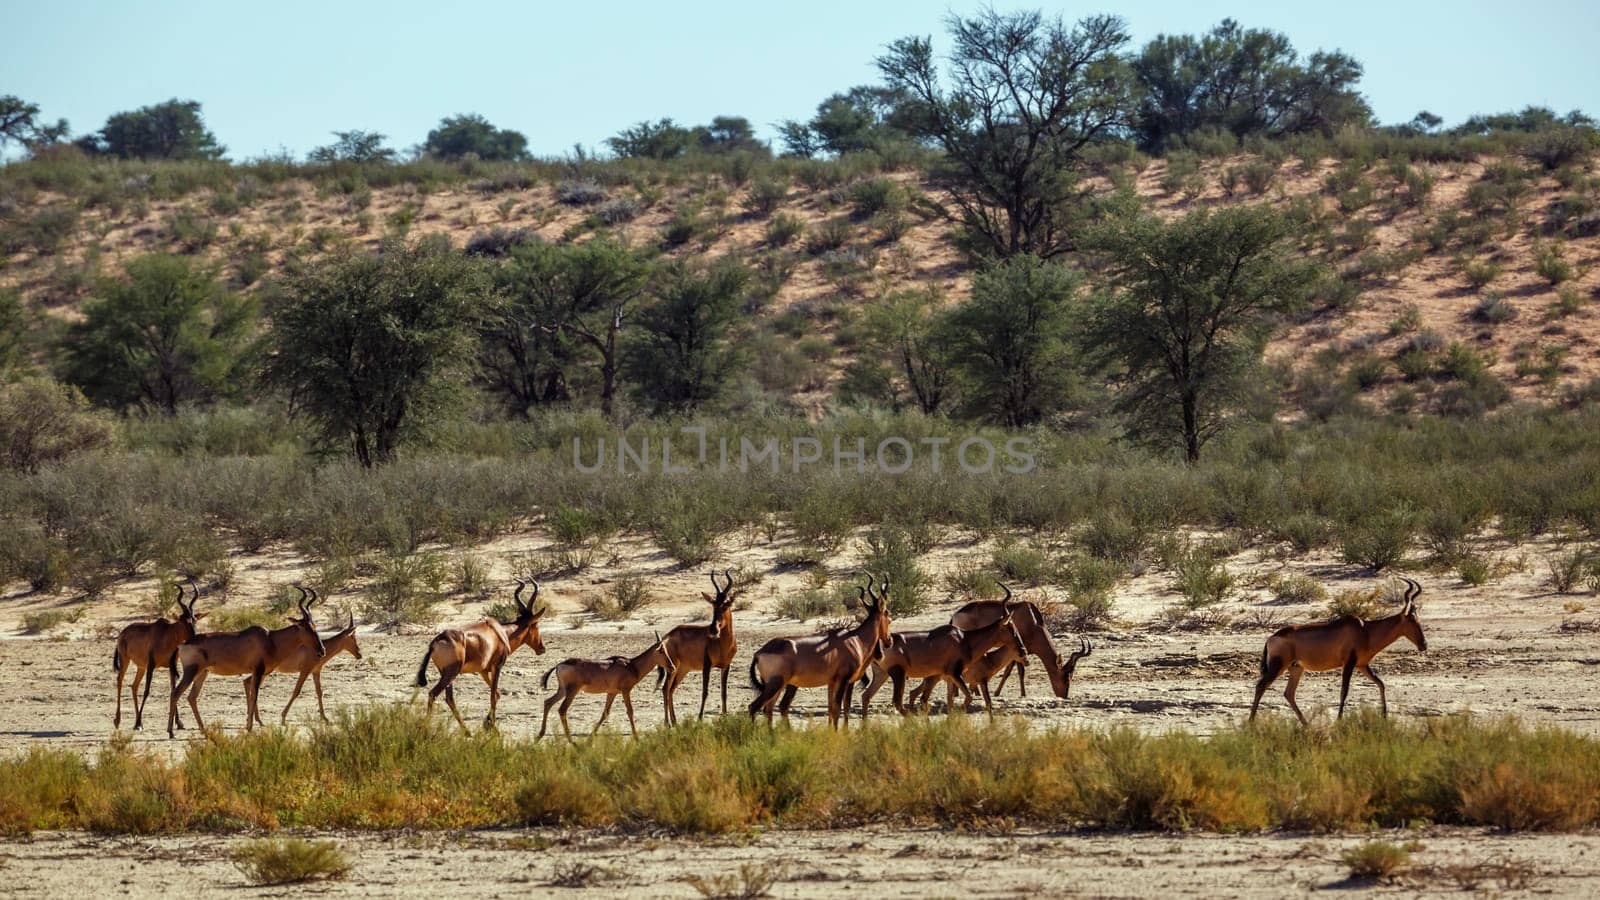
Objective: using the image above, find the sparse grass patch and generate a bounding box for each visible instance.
[1341,840,1412,882]
[582,575,655,621]
[230,838,352,886]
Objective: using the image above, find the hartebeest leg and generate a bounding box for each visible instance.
[137,653,159,728]
[622,690,637,737]
[592,694,615,736]
[245,663,267,731]
[441,682,468,733]
[1282,664,1308,725]
[979,678,995,714]
[484,670,501,728]
[1360,665,1387,717]
[859,667,889,719]
[697,658,712,720]
[777,684,799,720]
[719,664,730,715]
[1337,654,1357,719]
[168,665,197,737]
[539,686,561,739]
[1250,654,1286,722]
[312,671,328,722]
[889,667,911,716]
[185,669,211,734]
[558,685,577,742]
[114,659,130,729]
[429,663,464,728]
[282,670,312,724]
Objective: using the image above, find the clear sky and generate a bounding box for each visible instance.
[4,0,1598,160]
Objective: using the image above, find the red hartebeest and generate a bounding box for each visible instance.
[415,580,546,731]
[113,578,203,730]
[858,604,1022,717]
[167,586,327,737]
[659,569,738,723]
[747,575,892,727]
[538,631,677,740]
[1250,577,1427,724]
[247,610,362,725]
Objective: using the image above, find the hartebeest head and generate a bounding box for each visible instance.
[1056,637,1093,699]
[294,586,328,658]
[334,612,362,660]
[505,580,547,654]
[1396,577,1426,652]
[864,573,893,656]
[701,569,736,641]
[177,578,203,627]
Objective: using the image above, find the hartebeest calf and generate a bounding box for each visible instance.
[248,610,363,725]
[659,569,738,723]
[539,631,678,740]
[167,586,327,737]
[415,581,546,731]
[1250,577,1428,724]
[859,604,1022,717]
[748,576,892,727]
[113,578,203,730]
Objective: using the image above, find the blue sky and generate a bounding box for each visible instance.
[4,0,1598,160]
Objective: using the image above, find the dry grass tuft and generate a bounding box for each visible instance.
[229,837,352,885]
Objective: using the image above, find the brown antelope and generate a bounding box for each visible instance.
[1250,577,1427,724]
[859,604,1023,717]
[927,587,1089,700]
[747,575,892,727]
[415,581,546,731]
[538,631,678,740]
[113,578,203,730]
[167,586,327,737]
[247,611,362,725]
[659,569,738,724]
[912,634,1093,710]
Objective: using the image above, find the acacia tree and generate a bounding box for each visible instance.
[878,10,1133,259]
[530,240,651,418]
[266,239,486,466]
[1084,206,1320,462]
[863,288,954,415]
[85,99,224,160]
[423,114,528,161]
[1130,19,1369,152]
[64,255,254,413]
[0,95,69,153]
[309,130,395,163]
[625,260,748,413]
[943,255,1080,427]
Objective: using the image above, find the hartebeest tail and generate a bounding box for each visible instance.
[1250,577,1427,724]
[417,581,546,731]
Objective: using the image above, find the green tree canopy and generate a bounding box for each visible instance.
[862,288,954,415]
[943,255,1081,427]
[878,10,1134,259]
[0,95,70,153]
[266,239,487,466]
[423,114,528,161]
[63,255,254,413]
[86,99,224,160]
[1130,19,1370,153]
[1084,205,1321,461]
[625,260,748,413]
[309,130,396,163]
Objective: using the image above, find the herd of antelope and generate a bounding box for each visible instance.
[109,569,1429,739]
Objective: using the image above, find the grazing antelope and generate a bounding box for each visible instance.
[247,610,362,725]
[747,576,892,728]
[659,569,738,723]
[912,634,1093,710]
[538,631,677,740]
[858,604,1023,717]
[934,587,1088,700]
[1250,577,1427,724]
[415,580,546,731]
[167,586,327,737]
[113,578,203,730]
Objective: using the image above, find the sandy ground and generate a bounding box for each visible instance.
[2,530,1598,896]
[2,529,1598,750]
[1,827,1596,897]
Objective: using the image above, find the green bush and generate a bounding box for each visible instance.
[1338,506,1416,571]
[1171,545,1234,608]
[230,838,351,886]
[360,550,445,630]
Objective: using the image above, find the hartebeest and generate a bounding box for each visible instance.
[659,569,738,723]
[927,587,1089,700]
[747,575,892,727]
[247,610,363,725]
[1250,577,1427,724]
[113,578,203,730]
[167,586,327,737]
[858,604,1022,717]
[415,580,546,731]
[538,631,677,740]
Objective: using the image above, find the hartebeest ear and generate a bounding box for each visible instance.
[701,591,715,603]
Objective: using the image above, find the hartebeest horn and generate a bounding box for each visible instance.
[513,580,529,616]
[999,581,1014,606]
[294,585,311,618]
[1401,577,1421,613]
